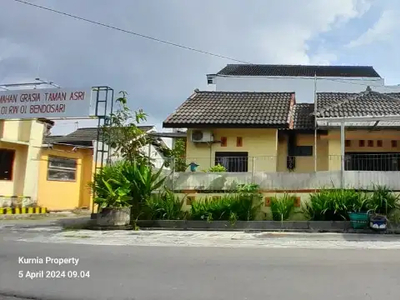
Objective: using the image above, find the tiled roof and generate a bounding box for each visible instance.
[291,103,315,129]
[316,90,400,118]
[217,64,381,78]
[43,135,63,144]
[163,91,294,128]
[46,126,154,146]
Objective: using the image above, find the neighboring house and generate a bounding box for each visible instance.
[206,64,400,103]
[0,119,53,204]
[49,126,169,169]
[0,122,170,211]
[36,125,170,210]
[163,87,400,173]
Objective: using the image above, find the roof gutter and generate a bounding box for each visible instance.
[317,115,400,123]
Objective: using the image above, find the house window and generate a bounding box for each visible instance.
[0,149,15,180]
[368,140,374,147]
[236,137,243,147]
[47,156,77,181]
[345,152,400,171]
[359,140,365,147]
[392,140,398,148]
[345,140,351,147]
[377,140,383,147]
[220,137,227,147]
[215,152,248,172]
[293,146,313,156]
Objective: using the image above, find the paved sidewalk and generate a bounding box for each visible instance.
[11,229,400,249]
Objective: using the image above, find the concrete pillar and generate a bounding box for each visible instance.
[23,121,44,203]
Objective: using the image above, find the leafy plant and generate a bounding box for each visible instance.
[94,178,132,209]
[270,194,295,221]
[190,193,262,222]
[144,189,186,220]
[301,189,365,221]
[102,91,152,164]
[172,138,187,172]
[208,164,227,172]
[90,160,167,216]
[236,184,260,193]
[120,161,166,217]
[90,162,126,201]
[367,185,399,215]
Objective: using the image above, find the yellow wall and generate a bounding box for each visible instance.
[186,128,278,172]
[0,120,47,200]
[323,129,400,171]
[37,145,93,210]
[0,120,32,143]
[277,134,329,172]
[186,128,400,174]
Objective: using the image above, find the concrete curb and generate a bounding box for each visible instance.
[135,220,400,234]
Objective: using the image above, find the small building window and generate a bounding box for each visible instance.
[368,140,374,147]
[392,140,398,148]
[0,149,15,180]
[293,146,313,156]
[47,156,77,181]
[220,137,227,147]
[236,137,243,147]
[345,140,351,147]
[377,140,383,147]
[359,140,365,147]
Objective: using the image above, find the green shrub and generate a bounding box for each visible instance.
[367,185,400,215]
[90,161,166,215]
[301,189,366,221]
[143,189,186,220]
[190,193,262,222]
[270,194,295,221]
[302,186,400,221]
[207,164,227,172]
[94,177,132,209]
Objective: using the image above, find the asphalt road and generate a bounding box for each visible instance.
[0,238,400,300]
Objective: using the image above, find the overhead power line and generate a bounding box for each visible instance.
[12,0,251,64]
[10,1,399,90]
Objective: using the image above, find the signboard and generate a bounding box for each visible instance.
[0,88,92,119]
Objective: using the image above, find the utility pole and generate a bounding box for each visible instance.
[313,72,318,172]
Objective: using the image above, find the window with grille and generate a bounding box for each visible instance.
[47,156,77,181]
[215,152,248,172]
[0,149,15,180]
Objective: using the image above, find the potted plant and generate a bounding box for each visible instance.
[366,185,399,231]
[94,177,133,227]
[348,192,370,229]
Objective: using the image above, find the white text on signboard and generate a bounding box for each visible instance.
[0,88,92,119]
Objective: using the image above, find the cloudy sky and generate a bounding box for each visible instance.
[1,0,399,135]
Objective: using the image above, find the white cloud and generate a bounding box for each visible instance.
[347,10,400,48]
[254,0,371,64]
[0,0,374,135]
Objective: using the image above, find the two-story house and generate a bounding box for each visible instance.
[206,64,400,101]
[163,65,400,174]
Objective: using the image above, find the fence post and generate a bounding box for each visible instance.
[251,157,256,183]
[340,122,345,188]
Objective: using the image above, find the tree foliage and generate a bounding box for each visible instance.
[102,91,152,164]
[172,138,187,171]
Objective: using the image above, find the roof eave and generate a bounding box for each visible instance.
[163,122,289,129]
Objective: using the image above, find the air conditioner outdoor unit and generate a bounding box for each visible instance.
[191,130,214,143]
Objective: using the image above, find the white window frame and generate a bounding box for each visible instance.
[47,156,77,182]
